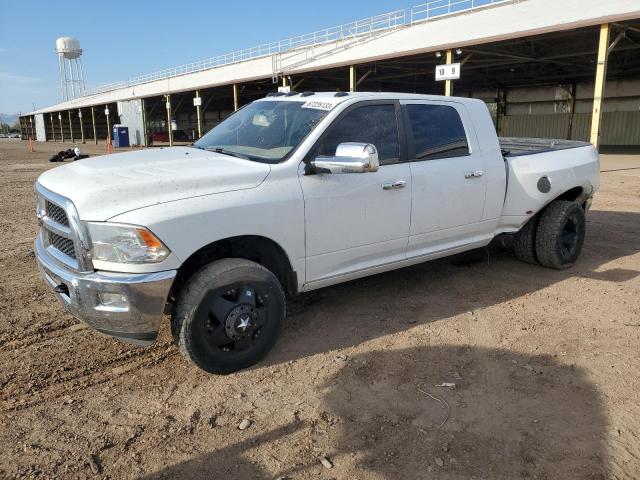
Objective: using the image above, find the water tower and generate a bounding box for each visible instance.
[56,37,85,101]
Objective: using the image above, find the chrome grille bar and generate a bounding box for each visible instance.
[45,200,69,227]
[35,183,93,273]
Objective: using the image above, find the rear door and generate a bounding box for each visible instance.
[402,100,488,258]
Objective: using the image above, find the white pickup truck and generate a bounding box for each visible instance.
[35,92,599,373]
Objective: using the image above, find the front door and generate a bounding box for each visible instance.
[300,102,411,284]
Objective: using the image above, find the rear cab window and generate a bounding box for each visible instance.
[404,103,470,161]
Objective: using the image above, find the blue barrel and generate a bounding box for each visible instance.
[113,125,129,148]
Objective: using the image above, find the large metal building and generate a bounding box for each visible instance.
[19,0,640,150]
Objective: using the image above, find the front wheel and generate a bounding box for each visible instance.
[535,200,586,270]
[172,258,285,374]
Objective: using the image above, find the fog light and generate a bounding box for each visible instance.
[98,292,129,309]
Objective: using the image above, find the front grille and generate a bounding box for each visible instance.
[37,188,86,270]
[46,201,69,226]
[48,231,76,258]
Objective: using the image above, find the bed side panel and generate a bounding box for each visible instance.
[499,145,599,230]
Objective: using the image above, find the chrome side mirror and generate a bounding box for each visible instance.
[312,142,380,174]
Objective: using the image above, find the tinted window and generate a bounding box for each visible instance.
[406,104,469,160]
[318,104,400,164]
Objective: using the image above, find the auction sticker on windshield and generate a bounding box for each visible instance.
[301,100,336,111]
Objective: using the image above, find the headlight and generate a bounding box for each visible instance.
[85,222,171,264]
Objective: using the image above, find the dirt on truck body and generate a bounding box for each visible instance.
[0,139,639,479]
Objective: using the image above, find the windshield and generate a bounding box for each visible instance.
[193,100,330,163]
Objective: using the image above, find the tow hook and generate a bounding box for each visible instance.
[54,284,69,295]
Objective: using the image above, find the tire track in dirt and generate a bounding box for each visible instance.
[0,319,77,352]
[0,342,177,413]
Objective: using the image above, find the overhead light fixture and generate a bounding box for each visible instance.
[456,48,463,55]
[435,51,442,58]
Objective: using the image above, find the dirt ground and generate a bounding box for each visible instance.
[0,139,638,480]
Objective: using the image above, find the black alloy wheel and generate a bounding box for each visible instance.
[535,200,586,270]
[173,258,285,374]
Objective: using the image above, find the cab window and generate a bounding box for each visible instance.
[406,104,469,160]
[318,104,400,165]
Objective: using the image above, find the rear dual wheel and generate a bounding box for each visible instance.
[514,199,586,270]
[173,258,285,374]
[513,213,540,265]
[535,200,586,270]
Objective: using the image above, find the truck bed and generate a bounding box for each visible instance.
[499,137,591,157]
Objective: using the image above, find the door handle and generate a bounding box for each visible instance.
[382,180,406,190]
[464,170,484,179]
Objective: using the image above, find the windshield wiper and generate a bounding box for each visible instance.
[205,147,251,160]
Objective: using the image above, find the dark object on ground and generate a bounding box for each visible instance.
[49,149,90,163]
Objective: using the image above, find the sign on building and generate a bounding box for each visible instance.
[435,63,461,81]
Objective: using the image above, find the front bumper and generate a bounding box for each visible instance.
[35,233,176,346]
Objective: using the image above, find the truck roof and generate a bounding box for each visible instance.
[256,91,484,106]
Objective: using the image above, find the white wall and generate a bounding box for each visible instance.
[117,99,145,146]
[35,114,46,141]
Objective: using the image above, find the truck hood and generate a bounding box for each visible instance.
[37,147,271,220]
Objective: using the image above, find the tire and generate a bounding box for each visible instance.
[513,213,540,265]
[172,258,285,374]
[535,200,586,270]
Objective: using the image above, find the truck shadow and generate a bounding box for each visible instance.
[266,209,639,366]
[143,346,608,479]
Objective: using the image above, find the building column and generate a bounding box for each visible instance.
[141,98,148,146]
[445,49,453,96]
[91,106,97,145]
[233,84,239,112]
[349,65,356,93]
[496,89,507,136]
[165,95,173,147]
[68,110,74,143]
[58,113,64,142]
[195,90,202,139]
[590,23,610,150]
[105,105,111,144]
[50,114,56,142]
[79,109,85,143]
[566,83,577,140]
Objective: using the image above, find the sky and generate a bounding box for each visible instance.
[0,0,415,115]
